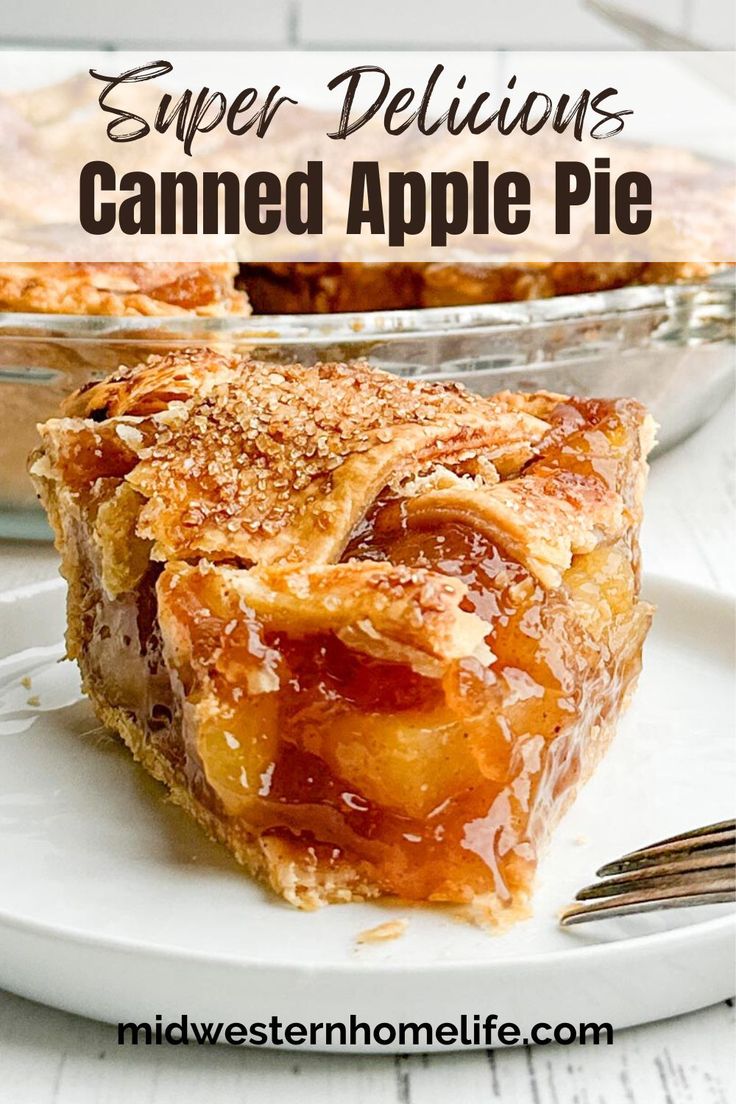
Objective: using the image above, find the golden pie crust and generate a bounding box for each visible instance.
[0,262,250,316]
[32,351,654,917]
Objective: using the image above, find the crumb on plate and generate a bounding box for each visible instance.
[355,918,409,945]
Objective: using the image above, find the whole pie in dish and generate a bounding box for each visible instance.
[0,260,722,317]
[31,352,654,919]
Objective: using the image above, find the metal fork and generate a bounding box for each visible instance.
[560,819,736,926]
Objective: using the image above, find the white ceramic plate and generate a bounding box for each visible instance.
[0,576,733,1052]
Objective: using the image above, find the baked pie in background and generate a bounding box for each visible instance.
[31,351,654,919]
[0,262,250,317]
[238,260,721,314]
[0,260,721,318]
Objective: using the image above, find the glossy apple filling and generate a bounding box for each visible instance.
[77,472,646,907]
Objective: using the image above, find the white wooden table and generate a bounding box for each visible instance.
[0,396,734,1103]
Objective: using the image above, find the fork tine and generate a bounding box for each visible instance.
[561,820,736,926]
[560,880,736,926]
[642,819,736,847]
[576,853,736,900]
[597,828,735,877]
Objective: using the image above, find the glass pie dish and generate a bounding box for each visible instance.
[1,270,733,539]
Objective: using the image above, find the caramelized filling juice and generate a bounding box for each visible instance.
[65,403,645,908]
[154,492,637,908]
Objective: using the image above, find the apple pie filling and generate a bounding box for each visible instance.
[59,470,645,909]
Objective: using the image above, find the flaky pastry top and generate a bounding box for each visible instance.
[37,349,653,591]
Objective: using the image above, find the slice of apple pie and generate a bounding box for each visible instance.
[31,352,654,918]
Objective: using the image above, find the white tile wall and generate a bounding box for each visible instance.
[0,0,291,46]
[0,0,731,49]
[689,0,736,48]
[602,0,735,50]
[298,0,632,49]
